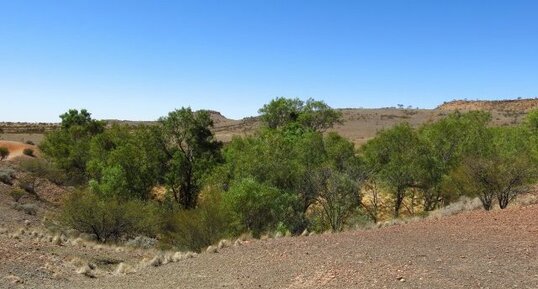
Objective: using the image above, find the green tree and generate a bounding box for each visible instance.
[362,123,422,217]
[449,126,535,210]
[258,97,342,131]
[40,109,105,183]
[313,168,361,232]
[159,108,222,209]
[223,126,363,233]
[87,125,166,200]
[417,111,492,210]
[224,178,295,238]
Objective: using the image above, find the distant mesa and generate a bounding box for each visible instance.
[437,98,538,112]
[199,110,233,123]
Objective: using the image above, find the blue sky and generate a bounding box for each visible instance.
[1,1,537,122]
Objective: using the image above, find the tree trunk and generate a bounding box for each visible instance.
[394,189,404,218]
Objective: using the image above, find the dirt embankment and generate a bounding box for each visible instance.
[0,141,39,160]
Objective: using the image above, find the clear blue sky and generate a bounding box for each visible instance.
[1,1,537,122]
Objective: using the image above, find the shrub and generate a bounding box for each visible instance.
[22,148,34,157]
[19,158,66,185]
[223,178,295,238]
[9,188,25,202]
[18,174,38,196]
[427,196,482,219]
[161,189,232,251]
[58,190,160,243]
[0,168,15,185]
[0,147,9,160]
[125,236,158,249]
[12,202,37,215]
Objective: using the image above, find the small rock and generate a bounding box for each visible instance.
[5,275,23,284]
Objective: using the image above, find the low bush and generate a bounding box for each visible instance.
[0,168,15,185]
[223,178,296,238]
[9,188,25,202]
[125,235,158,249]
[22,148,34,157]
[0,147,9,160]
[18,174,39,196]
[58,190,161,243]
[12,202,37,215]
[427,196,483,219]
[161,189,232,252]
[19,158,66,185]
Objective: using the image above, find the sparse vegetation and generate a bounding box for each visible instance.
[18,174,39,196]
[9,188,25,202]
[19,158,66,185]
[12,202,37,215]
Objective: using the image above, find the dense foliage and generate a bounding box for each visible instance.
[42,99,538,251]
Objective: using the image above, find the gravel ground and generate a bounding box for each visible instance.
[6,203,531,289]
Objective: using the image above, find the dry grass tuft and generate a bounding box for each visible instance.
[428,197,482,219]
[149,255,163,267]
[184,251,196,258]
[115,263,135,275]
[514,193,538,206]
[217,239,231,249]
[206,245,218,253]
[234,239,242,247]
[52,235,63,246]
[172,252,185,262]
[76,265,96,278]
